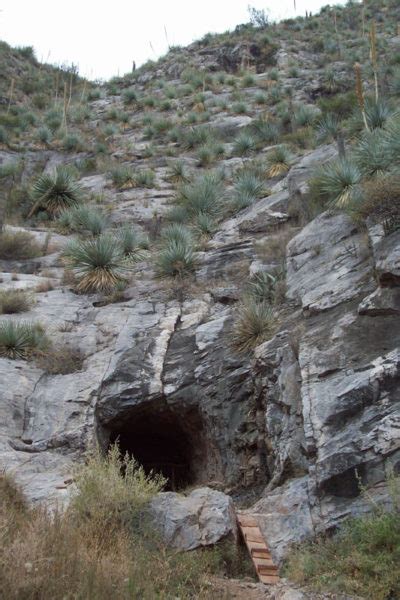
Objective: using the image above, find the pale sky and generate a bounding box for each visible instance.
[0,0,347,80]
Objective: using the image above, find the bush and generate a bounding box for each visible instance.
[0,321,48,360]
[156,226,195,278]
[350,175,400,234]
[284,477,400,600]
[0,231,41,260]
[62,133,85,152]
[35,345,84,374]
[233,132,256,156]
[232,299,275,353]
[29,168,83,218]
[0,455,220,599]
[63,235,130,294]
[109,165,135,189]
[122,87,137,104]
[0,289,32,314]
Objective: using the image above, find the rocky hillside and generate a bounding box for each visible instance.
[0,0,399,577]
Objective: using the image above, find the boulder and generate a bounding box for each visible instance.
[149,487,237,551]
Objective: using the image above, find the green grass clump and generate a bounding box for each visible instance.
[284,480,400,600]
[58,206,108,236]
[29,168,83,218]
[233,132,256,156]
[109,165,135,189]
[178,172,225,219]
[266,145,292,177]
[63,235,129,294]
[0,321,48,360]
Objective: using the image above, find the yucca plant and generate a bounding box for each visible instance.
[0,321,48,360]
[266,145,292,177]
[117,225,148,261]
[167,160,190,183]
[156,240,195,278]
[383,117,400,165]
[178,172,224,218]
[251,117,280,145]
[109,165,135,189]
[232,300,275,353]
[311,159,362,207]
[58,206,108,236]
[134,169,155,188]
[193,212,216,237]
[233,132,256,156]
[35,126,52,146]
[161,223,193,246]
[28,168,83,218]
[294,105,319,128]
[316,113,346,158]
[353,130,391,178]
[232,102,248,115]
[122,87,137,105]
[63,235,129,294]
[234,171,265,199]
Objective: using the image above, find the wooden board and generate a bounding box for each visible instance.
[236,512,280,586]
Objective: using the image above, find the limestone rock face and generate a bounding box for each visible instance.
[149,487,237,550]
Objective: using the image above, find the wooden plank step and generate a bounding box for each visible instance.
[251,549,272,559]
[237,514,258,527]
[255,558,275,568]
[257,565,279,575]
[242,529,265,543]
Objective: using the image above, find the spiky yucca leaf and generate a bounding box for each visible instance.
[313,159,362,207]
[117,225,148,262]
[161,223,193,246]
[232,300,275,354]
[64,235,129,294]
[0,321,48,360]
[29,168,83,218]
[353,130,391,178]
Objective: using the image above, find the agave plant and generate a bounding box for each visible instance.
[0,320,48,360]
[266,145,292,177]
[232,300,275,353]
[312,159,362,207]
[63,235,129,294]
[29,168,83,218]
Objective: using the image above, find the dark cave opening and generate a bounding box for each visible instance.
[108,407,205,491]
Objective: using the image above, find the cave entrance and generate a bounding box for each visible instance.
[108,407,205,491]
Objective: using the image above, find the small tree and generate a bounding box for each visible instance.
[248,5,269,28]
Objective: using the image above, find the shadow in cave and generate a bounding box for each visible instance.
[109,409,200,491]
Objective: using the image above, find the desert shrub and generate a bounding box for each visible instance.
[294,104,319,127]
[0,230,41,260]
[232,299,275,353]
[231,101,248,114]
[0,289,32,314]
[241,73,255,87]
[350,175,400,234]
[181,126,211,150]
[310,159,362,208]
[29,168,83,218]
[232,171,265,211]
[87,88,101,101]
[196,142,224,167]
[0,321,48,360]
[193,212,216,237]
[36,345,84,374]
[63,235,129,294]
[62,133,85,152]
[284,476,400,600]
[0,456,218,599]
[317,92,357,118]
